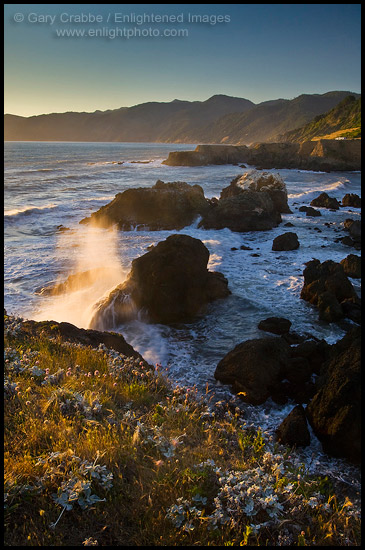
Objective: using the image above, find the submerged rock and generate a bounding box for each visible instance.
[80,180,210,230]
[90,234,230,328]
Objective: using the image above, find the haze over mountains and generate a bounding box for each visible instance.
[4,91,360,145]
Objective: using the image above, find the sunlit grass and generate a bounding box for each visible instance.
[4,312,361,546]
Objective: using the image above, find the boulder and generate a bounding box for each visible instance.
[276,405,311,447]
[340,254,361,278]
[80,180,210,230]
[310,192,341,210]
[214,337,291,405]
[306,327,361,463]
[220,170,291,213]
[198,191,282,232]
[342,193,361,208]
[300,259,358,322]
[272,232,299,251]
[214,333,330,405]
[298,206,321,217]
[258,317,292,335]
[343,219,361,246]
[90,234,230,328]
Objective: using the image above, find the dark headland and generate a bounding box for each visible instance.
[162,139,361,171]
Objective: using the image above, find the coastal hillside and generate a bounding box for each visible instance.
[4,91,359,144]
[277,95,361,142]
[4,312,361,546]
[190,91,360,144]
[4,95,254,143]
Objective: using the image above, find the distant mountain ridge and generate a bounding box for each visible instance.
[276,95,361,142]
[4,91,360,144]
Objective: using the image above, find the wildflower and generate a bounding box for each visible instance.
[25,401,31,406]
[88,372,92,377]
[154,460,164,468]
[94,370,99,376]
[82,538,99,546]
[45,369,50,375]
[113,382,117,387]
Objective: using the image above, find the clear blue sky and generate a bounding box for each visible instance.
[4,3,361,116]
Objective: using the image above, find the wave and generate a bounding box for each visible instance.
[9,168,62,176]
[4,203,58,218]
[287,178,351,199]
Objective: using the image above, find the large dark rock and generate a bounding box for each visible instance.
[306,327,361,463]
[214,337,291,405]
[272,232,299,251]
[298,206,321,217]
[342,193,361,208]
[340,254,361,278]
[310,192,341,210]
[198,191,282,232]
[90,234,230,328]
[80,180,210,230]
[300,259,358,322]
[220,170,291,213]
[343,219,361,247]
[276,405,311,447]
[258,317,292,335]
[214,333,331,405]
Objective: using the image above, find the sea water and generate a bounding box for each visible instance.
[4,141,361,493]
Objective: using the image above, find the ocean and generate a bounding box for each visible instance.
[4,141,361,490]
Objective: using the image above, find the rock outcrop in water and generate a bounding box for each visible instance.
[198,191,282,232]
[80,180,211,230]
[214,325,361,462]
[198,170,288,232]
[310,192,341,210]
[300,259,360,323]
[162,139,361,171]
[214,334,329,406]
[90,234,230,328]
[81,171,291,234]
[220,170,292,214]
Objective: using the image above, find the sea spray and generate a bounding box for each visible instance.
[33,223,127,329]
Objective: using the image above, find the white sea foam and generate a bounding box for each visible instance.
[4,203,58,217]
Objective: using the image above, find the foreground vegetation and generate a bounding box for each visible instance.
[4,313,361,546]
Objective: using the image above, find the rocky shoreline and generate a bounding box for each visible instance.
[162,139,361,171]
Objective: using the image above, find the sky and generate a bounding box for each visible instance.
[4,3,361,117]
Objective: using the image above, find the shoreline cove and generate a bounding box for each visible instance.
[4,142,361,491]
